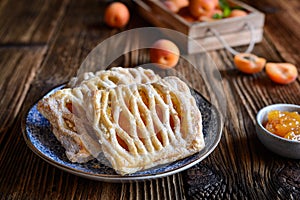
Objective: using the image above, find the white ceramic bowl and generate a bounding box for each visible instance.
[256,103,300,159]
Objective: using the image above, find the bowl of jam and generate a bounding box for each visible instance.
[256,104,300,159]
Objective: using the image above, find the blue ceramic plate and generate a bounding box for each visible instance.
[22,85,222,182]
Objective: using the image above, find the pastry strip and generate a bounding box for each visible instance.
[37,67,161,163]
[92,76,204,175]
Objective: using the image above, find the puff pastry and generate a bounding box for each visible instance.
[68,67,160,89]
[37,67,161,163]
[38,67,205,175]
[91,76,204,175]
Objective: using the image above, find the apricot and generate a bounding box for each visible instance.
[211,8,223,18]
[150,39,180,69]
[229,9,248,18]
[163,0,189,13]
[198,16,214,22]
[234,53,266,74]
[163,1,179,12]
[212,0,219,8]
[265,63,298,84]
[177,7,197,22]
[198,9,222,21]
[104,2,130,28]
[189,0,215,18]
[173,0,189,8]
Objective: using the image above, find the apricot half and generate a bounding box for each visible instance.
[234,53,266,74]
[150,39,180,69]
[265,63,298,84]
[104,2,130,28]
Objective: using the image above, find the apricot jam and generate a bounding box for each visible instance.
[264,110,300,141]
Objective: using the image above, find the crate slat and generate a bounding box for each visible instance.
[134,0,265,54]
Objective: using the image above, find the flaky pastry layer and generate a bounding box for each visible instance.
[91,76,204,175]
[37,67,161,163]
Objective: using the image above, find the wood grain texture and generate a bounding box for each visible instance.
[0,0,299,199]
[0,47,46,142]
[0,0,184,199]
[241,0,300,64]
[0,0,69,44]
[181,2,300,197]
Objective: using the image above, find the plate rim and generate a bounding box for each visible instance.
[21,84,223,182]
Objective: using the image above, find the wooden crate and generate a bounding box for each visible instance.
[134,0,265,54]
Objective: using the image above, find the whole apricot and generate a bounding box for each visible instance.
[189,0,215,18]
[198,9,222,21]
[163,1,179,12]
[150,39,180,69]
[104,2,130,28]
[163,0,189,13]
[234,53,266,74]
[177,7,197,22]
[172,0,189,8]
[212,0,219,8]
[198,16,216,22]
[265,63,298,84]
[229,9,248,18]
[211,9,223,18]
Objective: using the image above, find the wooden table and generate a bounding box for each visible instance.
[1,0,299,199]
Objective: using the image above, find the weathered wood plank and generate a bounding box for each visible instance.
[182,37,300,200]
[241,0,300,64]
[27,0,119,96]
[0,47,46,142]
[1,0,300,199]
[0,0,180,199]
[180,4,300,196]
[0,0,68,44]
[0,127,123,199]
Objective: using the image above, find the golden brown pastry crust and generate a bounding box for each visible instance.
[38,67,204,174]
[37,67,161,163]
[91,76,204,175]
[68,67,160,89]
